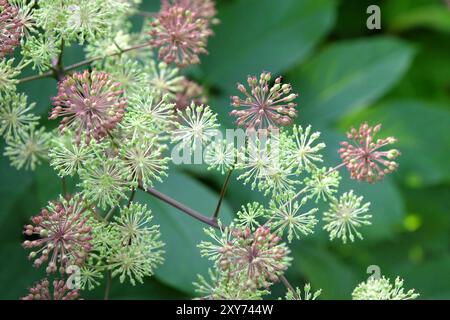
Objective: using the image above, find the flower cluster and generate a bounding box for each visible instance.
[150,5,212,67]
[323,190,372,243]
[199,225,292,290]
[23,195,93,274]
[339,122,400,183]
[0,0,23,57]
[230,72,298,131]
[352,276,419,300]
[22,278,80,300]
[3,0,417,302]
[50,70,127,144]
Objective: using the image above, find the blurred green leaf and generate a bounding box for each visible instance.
[0,145,33,226]
[289,36,415,126]
[389,6,450,33]
[202,0,337,89]
[291,243,359,299]
[135,171,234,295]
[341,100,450,186]
[393,255,450,299]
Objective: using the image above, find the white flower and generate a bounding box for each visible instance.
[172,102,219,152]
[0,92,39,139]
[120,136,169,189]
[286,125,325,173]
[323,190,371,243]
[49,131,94,177]
[305,167,341,202]
[352,276,419,300]
[4,127,50,170]
[284,283,322,300]
[146,60,184,101]
[236,202,264,230]
[267,198,318,242]
[205,139,236,174]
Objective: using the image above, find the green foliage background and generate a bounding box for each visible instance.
[1,0,449,299]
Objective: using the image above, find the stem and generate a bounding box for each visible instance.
[104,271,112,300]
[138,185,220,229]
[127,188,136,208]
[135,11,157,18]
[212,169,233,220]
[279,275,298,298]
[327,162,347,175]
[61,177,67,198]
[18,43,152,84]
[104,206,117,222]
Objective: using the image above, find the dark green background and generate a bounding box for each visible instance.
[1,0,449,299]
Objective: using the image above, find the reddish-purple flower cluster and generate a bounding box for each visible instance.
[161,0,218,23]
[23,196,93,274]
[339,122,400,183]
[219,226,291,289]
[150,5,212,68]
[22,278,80,300]
[50,70,127,144]
[0,0,23,57]
[230,72,298,131]
[175,78,207,110]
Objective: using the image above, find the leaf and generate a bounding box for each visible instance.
[0,144,33,226]
[202,0,337,90]
[291,243,359,299]
[289,36,415,126]
[0,243,44,299]
[393,256,450,299]
[340,100,450,186]
[135,170,234,295]
[385,0,450,33]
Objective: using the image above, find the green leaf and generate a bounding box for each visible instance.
[135,171,234,295]
[202,0,336,89]
[289,37,415,125]
[291,243,359,299]
[341,100,450,186]
[0,243,44,299]
[0,144,33,225]
[393,256,450,299]
[385,0,450,33]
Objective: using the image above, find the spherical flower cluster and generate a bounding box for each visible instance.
[204,138,236,174]
[23,195,93,274]
[4,126,50,171]
[339,122,400,183]
[50,70,127,144]
[304,167,341,202]
[22,278,80,300]
[230,72,298,130]
[162,0,218,24]
[175,78,207,110]
[285,125,326,173]
[0,58,19,96]
[78,157,130,210]
[352,276,419,300]
[0,92,39,139]
[200,225,292,289]
[120,136,169,190]
[194,269,269,300]
[267,199,318,243]
[172,102,219,151]
[323,190,371,244]
[0,0,23,57]
[146,60,184,101]
[150,5,211,67]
